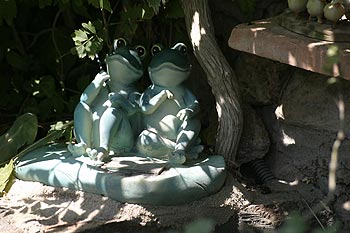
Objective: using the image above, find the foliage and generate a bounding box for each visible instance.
[0,159,14,195]
[278,213,339,233]
[0,0,186,129]
[166,218,215,233]
[0,120,73,196]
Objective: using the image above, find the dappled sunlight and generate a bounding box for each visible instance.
[274,104,285,120]
[343,201,350,211]
[278,179,299,186]
[281,129,295,146]
[307,41,333,49]
[251,27,267,54]
[288,51,297,66]
[190,11,206,49]
[216,95,225,119]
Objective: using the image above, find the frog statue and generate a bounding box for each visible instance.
[14,42,226,206]
[135,43,203,164]
[68,38,145,163]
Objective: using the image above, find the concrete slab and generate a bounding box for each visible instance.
[228,16,350,79]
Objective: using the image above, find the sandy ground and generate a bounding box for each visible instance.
[0,174,254,233]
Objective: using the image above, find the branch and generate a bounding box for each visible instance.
[180,0,243,163]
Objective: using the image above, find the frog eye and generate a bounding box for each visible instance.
[135,45,146,59]
[114,38,127,50]
[173,43,187,55]
[151,44,162,56]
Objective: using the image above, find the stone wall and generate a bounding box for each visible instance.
[208,0,350,228]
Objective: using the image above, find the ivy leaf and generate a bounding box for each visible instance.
[72,29,88,42]
[0,0,17,25]
[71,21,103,59]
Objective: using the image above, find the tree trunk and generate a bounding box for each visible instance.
[181,0,243,164]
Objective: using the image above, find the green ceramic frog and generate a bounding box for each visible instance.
[135,43,203,164]
[68,38,145,163]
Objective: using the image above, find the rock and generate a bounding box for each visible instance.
[263,70,350,194]
[236,104,270,166]
[280,70,350,135]
[234,53,292,105]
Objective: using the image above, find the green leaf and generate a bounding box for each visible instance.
[88,0,99,9]
[0,113,38,165]
[279,213,307,233]
[82,21,96,34]
[88,0,112,12]
[0,159,14,195]
[324,45,341,75]
[0,0,17,25]
[141,4,154,20]
[72,21,104,59]
[75,44,86,58]
[99,0,112,12]
[146,0,162,14]
[184,218,215,233]
[72,29,88,42]
[14,121,74,161]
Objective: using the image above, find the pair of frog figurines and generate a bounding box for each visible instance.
[68,39,203,165]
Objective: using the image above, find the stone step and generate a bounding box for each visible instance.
[228,16,350,80]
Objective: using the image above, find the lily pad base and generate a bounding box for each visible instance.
[14,143,226,205]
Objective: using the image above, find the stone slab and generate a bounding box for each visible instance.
[14,143,227,206]
[228,17,350,79]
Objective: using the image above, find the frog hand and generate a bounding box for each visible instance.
[165,90,174,100]
[176,108,194,121]
[129,92,142,105]
[94,71,110,85]
[108,92,124,107]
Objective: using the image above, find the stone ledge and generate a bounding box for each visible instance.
[228,18,350,80]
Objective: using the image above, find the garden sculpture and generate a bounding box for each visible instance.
[135,43,203,164]
[68,38,145,163]
[14,41,226,205]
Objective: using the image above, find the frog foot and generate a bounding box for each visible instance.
[68,143,87,156]
[186,145,204,160]
[86,147,109,163]
[168,150,186,164]
[96,147,109,162]
[86,148,98,160]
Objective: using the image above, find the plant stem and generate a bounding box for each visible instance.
[52,10,65,90]
[102,9,112,52]
[328,94,344,198]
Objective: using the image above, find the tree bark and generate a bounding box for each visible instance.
[181,0,243,164]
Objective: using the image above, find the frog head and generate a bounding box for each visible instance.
[148,43,191,87]
[105,38,145,85]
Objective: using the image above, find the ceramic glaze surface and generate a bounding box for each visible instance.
[136,43,203,164]
[68,39,144,163]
